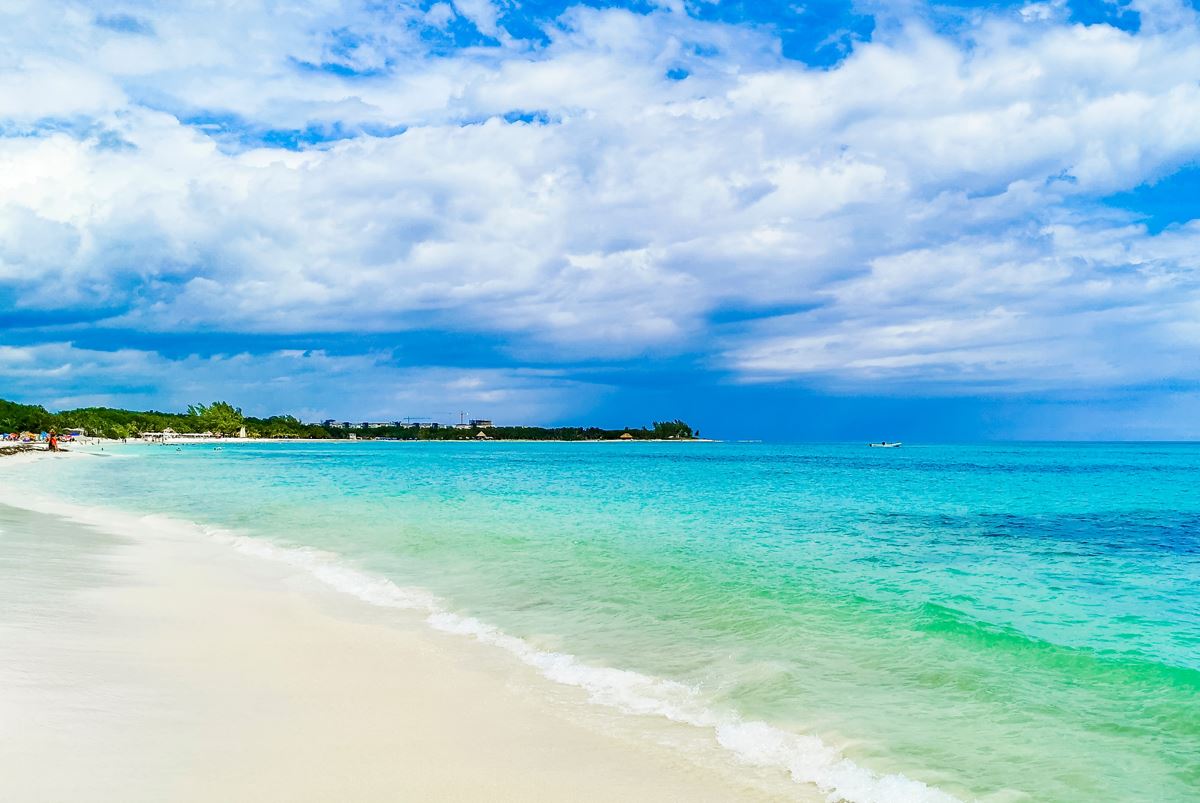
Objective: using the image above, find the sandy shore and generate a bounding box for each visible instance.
[0,460,803,801]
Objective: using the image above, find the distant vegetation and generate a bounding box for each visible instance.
[0,399,695,441]
[330,418,696,442]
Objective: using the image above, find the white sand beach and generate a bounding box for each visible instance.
[0,454,804,802]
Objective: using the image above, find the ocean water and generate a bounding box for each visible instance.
[6,441,1198,801]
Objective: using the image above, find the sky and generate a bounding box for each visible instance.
[2,0,1200,440]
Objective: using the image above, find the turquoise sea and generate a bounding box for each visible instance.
[7,442,1199,801]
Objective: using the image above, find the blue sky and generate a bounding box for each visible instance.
[2,0,1200,439]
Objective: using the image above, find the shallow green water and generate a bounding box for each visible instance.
[10,442,1199,801]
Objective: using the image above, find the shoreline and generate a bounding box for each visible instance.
[77,434,720,448]
[0,453,805,802]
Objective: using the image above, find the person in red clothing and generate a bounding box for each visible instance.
[47,431,58,452]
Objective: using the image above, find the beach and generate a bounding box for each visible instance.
[0,453,800,802]
[3,442,1196,802]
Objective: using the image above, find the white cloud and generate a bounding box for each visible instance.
[725,220,1200,390]
[1,1,1200,393]
[425,3,456,29]
[1019,0,1067,23]
[0,342,601,423]
[452,0,504,39]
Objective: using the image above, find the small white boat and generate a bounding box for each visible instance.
[869,441,902,448]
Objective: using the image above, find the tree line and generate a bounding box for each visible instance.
[333,419,696,441]
[0,399,695,441]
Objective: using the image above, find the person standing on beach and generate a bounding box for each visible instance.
[47,431,58,452]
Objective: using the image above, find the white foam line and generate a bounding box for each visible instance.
[0,480,961,803]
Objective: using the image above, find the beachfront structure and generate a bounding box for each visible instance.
[322,420,407,429]
[138,428,214,441]
[453,423,472,430]
[469,419,493,428]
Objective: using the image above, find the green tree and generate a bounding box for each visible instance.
[0,399,55,433]
[188,401,244,436]
[652,419,693,439]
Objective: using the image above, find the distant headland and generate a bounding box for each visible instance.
[0,399,699,442]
